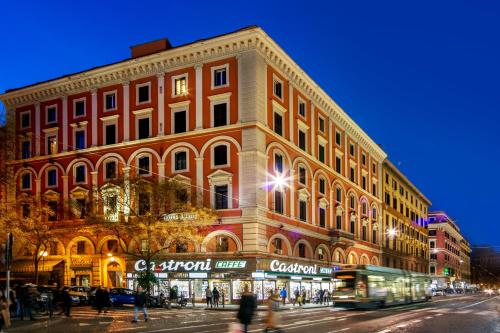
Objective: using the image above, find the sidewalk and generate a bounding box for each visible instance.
[192,302,335,311]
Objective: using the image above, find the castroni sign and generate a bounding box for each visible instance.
[269,260,332,276]
[134,259,247,272]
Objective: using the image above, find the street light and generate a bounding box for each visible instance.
[386,228,398,238]
[40,250,48,275]
[267,172,290,191]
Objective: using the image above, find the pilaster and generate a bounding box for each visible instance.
[195,157,204,206]
[91,89,98,147]
[195,64,203,129]
[62,96,68,152]
[35,102,40,156]
[157,74,165,135]
[123,82,130,142]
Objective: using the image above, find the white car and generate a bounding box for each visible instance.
[432,289,445,296]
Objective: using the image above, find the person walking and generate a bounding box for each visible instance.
[61,287,72,317]
[205,286,212,308]
[264,289,281,333]
[8,287,16,319]
[22,285,38,320]
[212,287,220,308]
[237,285,257,333]
[279,287,287,306]
[292,288,300,306]
[132,286,148,323]
[301,289,307,306]
[95,286,105,314]
[103,288,111,313]
[0,290,11,331]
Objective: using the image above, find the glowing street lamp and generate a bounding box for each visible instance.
[268,172,290,191]
[386,228,398,238]
[40,250,48,274]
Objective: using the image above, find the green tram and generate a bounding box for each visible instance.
[332,265,432,309]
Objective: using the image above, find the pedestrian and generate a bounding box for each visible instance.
[22,285,37,320]
[8,287,16,319]
[293,288,300,306]
[301,289,307,306]
[95,286,104,314]
[0,290,11,331]
[319,289,324,304]
[103,288,111,313]
[212,287,220,308]
[264,289,281,333]
[237,285,257,333]
[61,287,72,317]
[132,286,148,323]
[205,286,212,308]
[324,290,329,305]
[221,290,225,308]
[279,287,287,305]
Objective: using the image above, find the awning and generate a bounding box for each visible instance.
[10,260,64,273]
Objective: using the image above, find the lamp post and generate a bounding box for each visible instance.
[40,250,48,280]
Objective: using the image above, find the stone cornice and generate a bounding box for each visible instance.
[1,27,387,161]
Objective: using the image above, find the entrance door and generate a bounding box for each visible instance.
[107,262,122,287]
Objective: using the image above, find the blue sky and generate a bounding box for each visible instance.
[1,0,499,246]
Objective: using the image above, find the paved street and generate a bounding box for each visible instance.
[5,294,499,333]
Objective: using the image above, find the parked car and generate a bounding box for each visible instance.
[109,288,135,305]
[432,289,445,296]
[68,286,91,305]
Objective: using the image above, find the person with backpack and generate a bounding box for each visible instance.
[279,287,287,305]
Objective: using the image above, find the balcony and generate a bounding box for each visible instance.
[329,229,355,245]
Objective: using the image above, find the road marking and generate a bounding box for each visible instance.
[99,321,113,324]
[460,296,499,309]
[122,326,147,330]
[327,329,351,333]
[412,319,422,323]
[337,318,347,321]
[375,330,391,333]
[435,313,443,316]
[396,324,407,328]
[425,316,433,319]
[292,320,312,324]
[78,323,92,326]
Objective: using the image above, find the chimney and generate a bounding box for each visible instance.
[130,38,172,59]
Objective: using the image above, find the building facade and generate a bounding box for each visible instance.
[427,211,470,288]
[381,160,431,273]
[0,27,389,302]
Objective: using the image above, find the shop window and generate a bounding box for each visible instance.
[214,185,228,209]
[105,124,116,145]
[77,241,86,255]
[274,191,284,214]
[299,200,307,222]
[273,238,282,254]
[213,103,228,127]
[216,236,229,252]
[298,243,306,258]
[173,110,187,133]
[48,201,58,221]
[319,207,326,228]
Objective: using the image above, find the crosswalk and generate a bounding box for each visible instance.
[68,306,208,322]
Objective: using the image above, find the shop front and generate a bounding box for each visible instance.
[127,257,335,304]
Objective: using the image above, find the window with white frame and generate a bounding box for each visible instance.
[318,116,325,133]
[350,194,355,210]
[362,153,366,166]
[362,175,367,190]
[212,144,229,167]
[318,143,325,163]
[273,78,283,99]
[102,187,119,221]
[299,199,307,222]
[104,123,117,145]
[173,150,188,172]
[47,168,57,188]
[319,178,326,195]
[335,130,342,146]
[274,190,284,214]
[137,155,151,175]
[20,111,31,129]
[298,166,306,186]
[46,105,57,124]
[21,172,31,190]
[213,102,228,127]
[318,247,325,260]
[319,207,326,228]
[350,166,356,183]
[173,110,187,133]
[335,155,342,174]
[75,129,86,150]
[212,64,228,88]
[298,243,306,258]
[273,111,283,136]
[214,185,228,209]
[362,201,367,215]
[74,164,86,184]
[274,153,284,174]
[298,129,306,151]
[349,143,355,156]
[336,187,342,202]
[137,82,151,104]
[104,91,117,111]
[298,99,306,118]
[336,214,342,229]
[46,134,57,155]
[173,75,187,96]
[208,170,233,210]
[21,139,31,159]
[105,160,117,180]
[137,116,151,140]
[74,98,86,118]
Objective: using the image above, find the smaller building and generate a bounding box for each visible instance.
[427,211,470,289]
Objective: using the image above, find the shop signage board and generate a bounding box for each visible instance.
[214,260,247,269]
[134,259,250,273]
[264,259,333,277]
[160,212,198,221]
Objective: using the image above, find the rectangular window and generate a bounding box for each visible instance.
[77,241,85,254]
[335,156,342,174]
[372,163,376,173]
[273,79,282,99]
[385,192,391,205]
[335,131,341,146]
[336,188,342,202]
[298,167,306,185]
[318,144,325,163]
[174,111,187,133]
[350,167,355,182]
[174,151,187,171]
[430,241,435,248]
[22,204,30,218]
[214,185,228,209]
[138,118,150,139]
[274,191,284,214]
[214,68,227,87]
[213,103,228,127]
[392,198,397,210]
[138,84,150,103]
[273,112,283,136]
[75,165,86,183]
[47,169,57,187]
[362,154,366,166]
[362,175,367,190]
[319,178,326,194]
[299,200,307,222]
[138,156,150,175]
[350,220,355,234]
[105,161,116,179]
[362,225,367,241]
[21,111,31,128]
[336,215,342,229]
[372,230,377,244]
[174,77,187,96]
[105,92,116,110]
[47,135,57,155]
[298,130,306,151]
[430,253,437,260]
[213,145,228,166]
[298,101,306,117]
[75,130,85,150]
[274,154,283,173]
[372,183,377,196]
[77,199,86,218]
[21,140,31,159]
[319,207,326,228]
[21,173,31,189]
[318,116,325,133]
[105,124,116,145]
[47,107,57,123]
[75,100,85,117]
[349,143,355,156]
[48,201,58,221]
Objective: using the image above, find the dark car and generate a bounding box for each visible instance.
[68,286,91,305]
[109,288,135,305]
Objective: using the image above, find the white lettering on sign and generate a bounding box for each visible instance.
[269,260,318,275]
[134,259,212,272]
[161,213,198,221]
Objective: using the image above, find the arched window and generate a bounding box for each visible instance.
[350,194,355,210]
[372,206,377,220]
[336,187,342,202]
[362,201,367,215]
[298,243,306,258]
